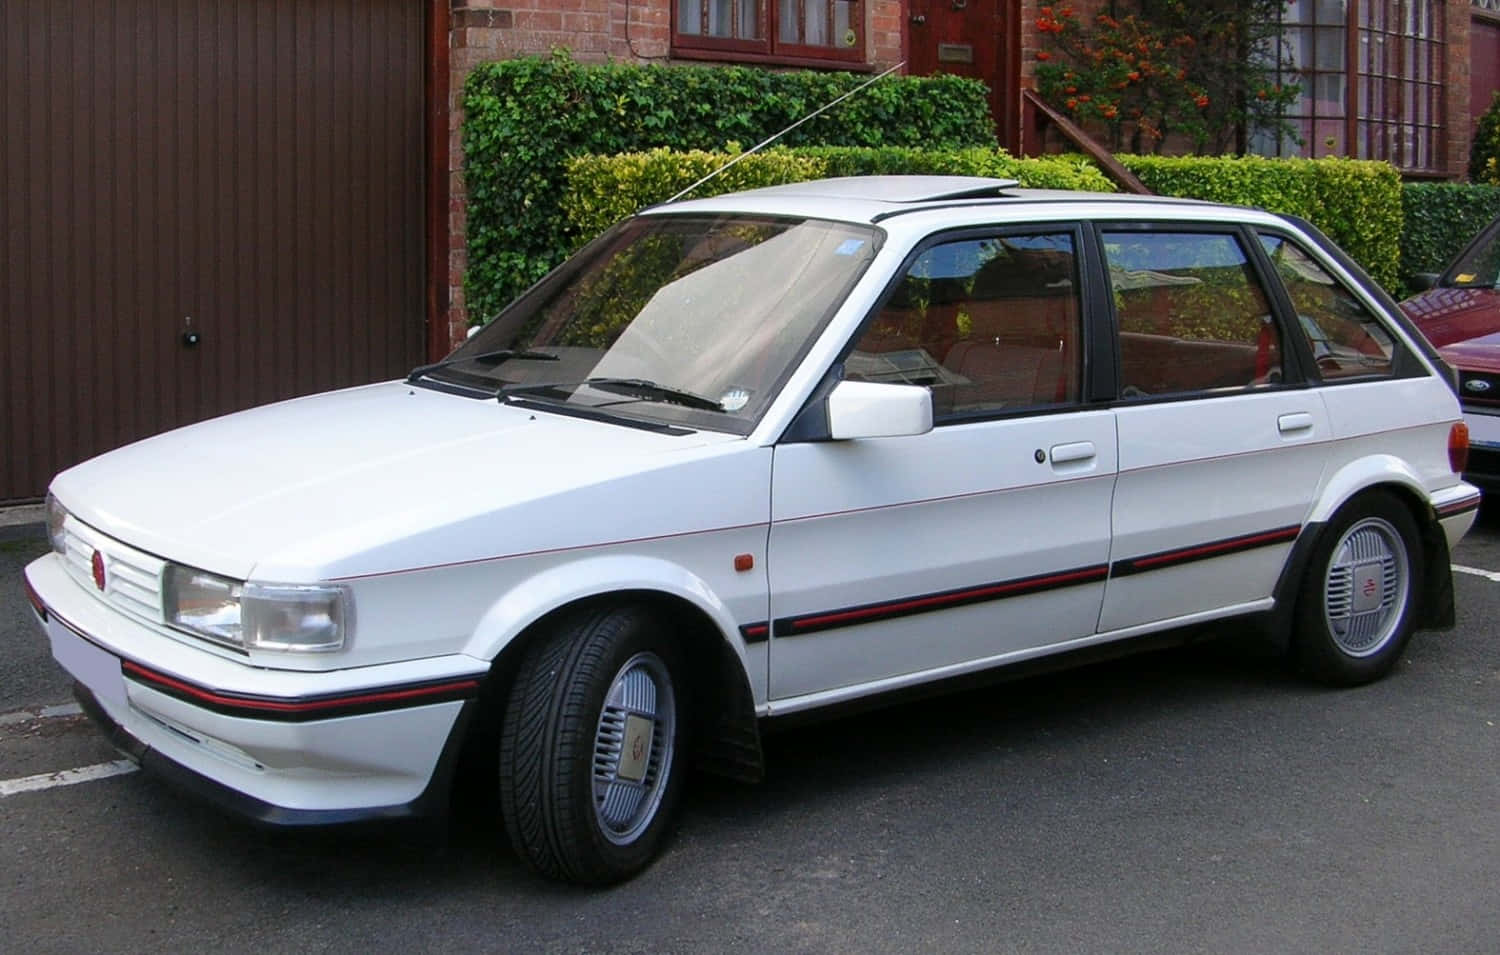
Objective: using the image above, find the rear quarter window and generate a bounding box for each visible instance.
[1257,233,1395,381]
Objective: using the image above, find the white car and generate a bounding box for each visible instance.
[25,177,1481,884]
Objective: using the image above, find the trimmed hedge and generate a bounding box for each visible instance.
[563,146,1115,238]
[462,53,995,320]
[1400,183,1500,286]
[1120,155,1404,292]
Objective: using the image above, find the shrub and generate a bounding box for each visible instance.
[562,147,1115,238]
[794,146,1115,191]
[1400,183,1500,287]
[1033,0,1298,155]
[462,53,995,321]
[564,148,826,239]
[1469,91,1500,183]
[1121,155,1403,291]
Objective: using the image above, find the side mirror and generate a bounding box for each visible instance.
[1408,272,1441,292]
[826,380,933,440]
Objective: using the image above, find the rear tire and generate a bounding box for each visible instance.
[1292,491,1423,686]
[499,605,685,884]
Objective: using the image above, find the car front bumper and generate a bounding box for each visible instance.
[24,554,486,824]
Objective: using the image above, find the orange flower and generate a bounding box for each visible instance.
[1036,50,1052,61]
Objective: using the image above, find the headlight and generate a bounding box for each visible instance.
[164,565,350,652]
[45,493,68,556]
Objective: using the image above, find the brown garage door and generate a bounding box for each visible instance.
[1,0,425,502]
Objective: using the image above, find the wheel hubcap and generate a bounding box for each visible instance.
[1323,516,1409,658]
[592,652,675,845]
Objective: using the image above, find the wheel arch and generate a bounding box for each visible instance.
[463,557,765,786]
[1268,461,1455,647]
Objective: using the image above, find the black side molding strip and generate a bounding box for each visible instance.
[773,564,1110,638]
[1110,525,1301,579]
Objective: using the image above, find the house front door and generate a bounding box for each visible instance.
[907,0,1016,149]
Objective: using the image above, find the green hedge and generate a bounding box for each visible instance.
[563,146,1115,238]
[1400,183,1500,287]
[1120,155,1404,292]
[462,53,995,321]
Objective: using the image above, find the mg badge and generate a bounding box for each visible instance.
[91,550,106,591]
[1465,379,1492,394]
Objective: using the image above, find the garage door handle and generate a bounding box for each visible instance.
[1277,412,1314,434]
[1050,441,1096,464]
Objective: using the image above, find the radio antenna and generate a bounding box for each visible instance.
[665,60,907,205]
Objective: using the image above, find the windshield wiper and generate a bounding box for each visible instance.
[407,349,557,384]
[501,377,723,412]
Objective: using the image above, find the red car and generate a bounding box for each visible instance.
[1403,216,1500,491]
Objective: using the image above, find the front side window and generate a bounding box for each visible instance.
[845,232,1082,419]
[428,214,879,433]
[1103,230,1284,398]
[1258,233,1395,379]
[674,0,864,63]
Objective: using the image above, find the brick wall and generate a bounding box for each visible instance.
[439,0,901,348]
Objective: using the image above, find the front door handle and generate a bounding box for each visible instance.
[1050,441,1096,464]
[1277,412,1314,434]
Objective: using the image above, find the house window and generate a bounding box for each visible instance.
[674,0,864,64]
[1251,0,1445,173]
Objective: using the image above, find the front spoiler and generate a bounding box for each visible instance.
[72,680,474,828]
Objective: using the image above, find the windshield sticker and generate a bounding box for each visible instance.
[719,387,752,412]
[834,238,867,257]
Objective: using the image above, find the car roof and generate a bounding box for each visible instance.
[646,175,1240,226]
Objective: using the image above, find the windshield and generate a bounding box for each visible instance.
[427,214,880,433]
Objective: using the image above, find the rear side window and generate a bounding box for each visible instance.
[1258,233,1394,380]
[1101,230,1283,398]
[845,232,1081,419]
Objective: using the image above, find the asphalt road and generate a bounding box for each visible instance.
[2,516,1497,954]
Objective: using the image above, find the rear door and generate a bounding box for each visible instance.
[1095,225,1330,632]
[766,225,1117,702]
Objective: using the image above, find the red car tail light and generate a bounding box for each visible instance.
[1450,421,1471,474]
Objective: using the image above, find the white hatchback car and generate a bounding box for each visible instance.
[26,177,1480,884]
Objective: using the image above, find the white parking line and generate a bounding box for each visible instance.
[1453,564,1500,583]
[0,759,138,798]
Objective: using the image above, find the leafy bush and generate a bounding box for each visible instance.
[1400,183,1500,288]
[563,146,1114,238]
[462,53,995,320]
[795,146,1115,191]
[563,149,822,239]
[1121,155,1403,291]
[1470,91,1500,183]
[1033,0,1297,155]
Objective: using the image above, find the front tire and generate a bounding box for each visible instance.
[499,605,685,884]
[1292,491,1423,686]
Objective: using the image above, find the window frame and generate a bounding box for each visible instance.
[671,0,868,68]
[835,223,1095,428]
[1252,0,1446,174]
[1249,224,1417,386]
[1092,221,1314,405]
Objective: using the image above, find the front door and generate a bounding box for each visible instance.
[767,226,1115,703]
[907,0,1016,149]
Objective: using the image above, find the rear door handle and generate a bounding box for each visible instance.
[1277,412,1314,434]
[1050,441,1096,464]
